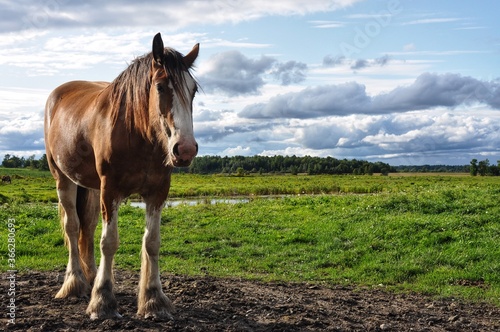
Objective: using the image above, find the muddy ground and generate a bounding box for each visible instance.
[3,270,500,331]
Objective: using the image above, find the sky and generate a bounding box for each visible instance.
[0,0,499,166]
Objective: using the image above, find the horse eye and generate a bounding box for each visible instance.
[156,84,165,93]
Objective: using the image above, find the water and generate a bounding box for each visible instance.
[129,197,250,208]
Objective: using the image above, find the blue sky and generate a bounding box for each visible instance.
[0,0,499,165]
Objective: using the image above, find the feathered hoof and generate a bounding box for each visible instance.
[86,283,119,320]
[55,271,91,298]
[89,310,123,321]
[138,292,174,321]
[144,310,174,321]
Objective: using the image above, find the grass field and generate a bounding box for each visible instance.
[2,168,500,305]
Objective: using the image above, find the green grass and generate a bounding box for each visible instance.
[0,167,482,202]
[1,168,386,203]
[0,168,58,203]
[2,170,500,305]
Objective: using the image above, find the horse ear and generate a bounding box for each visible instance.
[183,43,199,68]
[152,33,164,65]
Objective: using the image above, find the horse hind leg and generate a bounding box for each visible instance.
[77,186,100,284]
[55,180,91,298]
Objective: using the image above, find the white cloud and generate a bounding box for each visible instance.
[309,20,345,28]
[241,110,499,165]
[402,18,462,25]
[259,146,329,157]
[202,38,272,49]
[0,0,364,33]
[403,43,416,51]
[199,51,276,96]
[239,73,500,119]
[0,87,49,116]
[221,146,252,156]
[0,29,211,79]
[0,111,45,153]
[198,51,308,96]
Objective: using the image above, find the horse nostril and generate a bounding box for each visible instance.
[195,143,199,153]
[173,143,180,157]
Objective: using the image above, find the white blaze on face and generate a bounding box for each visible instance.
[169,71,195,138]
[167,71,198,165]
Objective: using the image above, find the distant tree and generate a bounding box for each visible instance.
[25,155,38,169]
[236,167,245,177]
[2,154,23,168]
[478,159,490,176]
[488,160,500,176]
[38,154,50,171]
[470,159,478,176]
[2,154,11,168]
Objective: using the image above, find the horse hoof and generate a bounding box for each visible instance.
[144,310,174,321]
[55,272,91,298]
[89,311,123,321]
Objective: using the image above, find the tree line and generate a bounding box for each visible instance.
[3,153,498,177]
[186,155,395,175]
[2,153,395,175]
[2,154,49,170]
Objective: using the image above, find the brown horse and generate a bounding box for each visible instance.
[44,33,199,320]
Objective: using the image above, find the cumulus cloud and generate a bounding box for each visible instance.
[323,54,390,70]
[361,113,500,164]
[350,55,391,70]
[194,119,274,143]
[198,51,275,96]
[372,73,500,112]
[0,111,45,153]
[240,82,370,118]
[350,59,369,70]
[199,51,308,96]
[322,55,345,67]
[239,73,500,119]
[290,111,500,164]
[221,145,252,156]
[270,61,307,85]
[374,54,390,66]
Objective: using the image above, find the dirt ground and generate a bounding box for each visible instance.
[3,270,500,331]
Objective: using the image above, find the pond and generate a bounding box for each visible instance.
[129,197,251,208]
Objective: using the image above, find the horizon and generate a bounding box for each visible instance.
[0,152,494,169]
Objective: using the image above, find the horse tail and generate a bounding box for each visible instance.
[58,186,99,244]
[76,185,100,281]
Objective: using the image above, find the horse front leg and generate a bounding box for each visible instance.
[87,191,122,320]
[137,203,174,320]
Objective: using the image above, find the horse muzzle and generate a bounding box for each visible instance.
[172,140,198,167]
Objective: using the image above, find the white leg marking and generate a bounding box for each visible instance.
[138,203,173,319]
[87,201,121,319]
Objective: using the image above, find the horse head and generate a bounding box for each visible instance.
[149,33,199,167]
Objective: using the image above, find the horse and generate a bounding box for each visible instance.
[44,33,199,320]
[2,175,11,183]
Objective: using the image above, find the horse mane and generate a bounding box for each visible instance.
[109,48,196,140]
